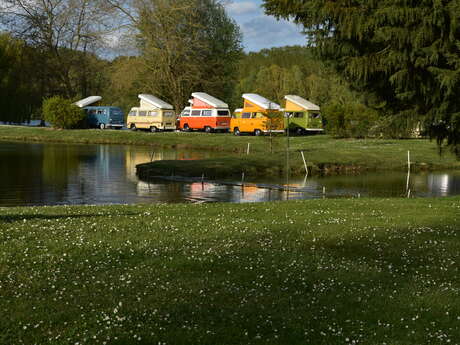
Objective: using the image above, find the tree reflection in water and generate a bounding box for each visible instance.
[0,141,459,206]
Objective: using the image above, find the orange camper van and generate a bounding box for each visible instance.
[178,92,231,133]
[231,93,284,136]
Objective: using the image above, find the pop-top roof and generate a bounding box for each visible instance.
[243,93,280,110]
[139,94,173,110]
[285,95,320,111]
[75,96,102,108]
[192,92,228,108]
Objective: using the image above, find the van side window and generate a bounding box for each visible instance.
[251,113,258,119]
[129,111,136,116]
[139,111,147,116]
[310,112,321,119]
[181,111,189,117]
[217,110,229,116]
[202,110,212,116]
[164,111,174,117]
[242,112,251,119]
[148,111,158,117]
[191,110,201,116]
[90,109,97,115]
[294,112,304,118]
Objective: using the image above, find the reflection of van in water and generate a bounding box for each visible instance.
[284,95,323,135]
[178,93,231,132]
[75,96,124,129]
[231,94,284,136]
[127,94,176,132]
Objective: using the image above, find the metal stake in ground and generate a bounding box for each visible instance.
[301,151,308,176]
[406,150,411,194]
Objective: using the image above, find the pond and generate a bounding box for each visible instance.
[0,141,459,206]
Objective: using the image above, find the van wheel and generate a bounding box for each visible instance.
[183,124,190,132]
[204,126,212,133]
[296,127,304,135]
[99,123,105,130]
[254,129,262,136]
[233,128,241,136]
[150,126,158,133]
[130,124,137,131]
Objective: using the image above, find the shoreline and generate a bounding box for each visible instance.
[2,125,460,178]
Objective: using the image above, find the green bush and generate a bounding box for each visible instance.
[42,96,86,129]
[371,112,424,139]
[323,102,378,138]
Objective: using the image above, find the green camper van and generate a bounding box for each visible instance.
[284,95,323,135]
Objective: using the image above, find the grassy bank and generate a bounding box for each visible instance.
[2,125,460,177]
[1,197,460,344]
[0,125,245,152]
[137,138,460,179]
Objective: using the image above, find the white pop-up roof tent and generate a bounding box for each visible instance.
[243,93,281,110]
[191,92,229,109]
[74,96,102,108]
[138,94,174,110]
[284,95,320,111]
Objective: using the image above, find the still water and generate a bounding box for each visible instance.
[1,141,459,206]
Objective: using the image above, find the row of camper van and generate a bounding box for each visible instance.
[75,92,323,135]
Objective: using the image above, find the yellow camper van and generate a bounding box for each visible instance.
[127,94,176,132]
[231,94,284,136]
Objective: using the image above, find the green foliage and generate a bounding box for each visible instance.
[323,103,379,138]
[235,46,358,108]
[0,32,110,123]
[0,33,41,123]
[101,56,144,116]
[263,0,460,154]
[42,96,86,129]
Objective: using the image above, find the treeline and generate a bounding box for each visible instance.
[0,0,242,125]
[0,33,385,138]
[0,33,108,123]
[2,0,457,146]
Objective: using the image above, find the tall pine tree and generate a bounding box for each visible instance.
[264,0,460,153]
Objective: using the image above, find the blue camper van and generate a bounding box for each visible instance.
[84,106,124,129]
[75,96,124,129]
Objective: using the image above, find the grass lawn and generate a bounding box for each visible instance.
[1,197,459,344]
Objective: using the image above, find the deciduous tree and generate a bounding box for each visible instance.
[136,0,242,112]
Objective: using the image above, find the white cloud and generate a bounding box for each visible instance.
[240,16,306,51]
[225,1,260,16]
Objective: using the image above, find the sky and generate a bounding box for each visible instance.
[223,0,306,52]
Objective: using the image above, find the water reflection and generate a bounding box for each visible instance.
[0,141,459,207]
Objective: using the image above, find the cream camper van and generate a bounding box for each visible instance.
[127,94,176,132]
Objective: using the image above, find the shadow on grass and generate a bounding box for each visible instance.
[0,211,140,223]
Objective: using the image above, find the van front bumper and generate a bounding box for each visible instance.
[263,129,285,133]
